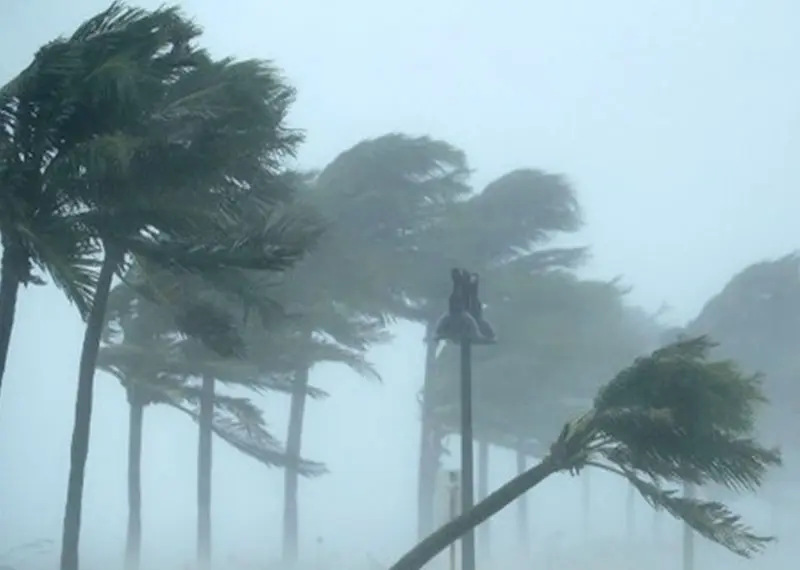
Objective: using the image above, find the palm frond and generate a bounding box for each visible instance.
[594,407,780,491]
[22,217,102,319]
[165,398,326,476]
[593,336,766,435]
[625,470,773,557]
[124,206,322,274]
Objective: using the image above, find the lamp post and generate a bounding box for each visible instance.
[434,268,495,570]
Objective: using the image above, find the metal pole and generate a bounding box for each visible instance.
[460,339,476,570]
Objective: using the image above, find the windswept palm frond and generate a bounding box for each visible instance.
[441,169,583,267]
[165,398,326,476]
[594,336,765,434]
[600,464,773,557]
[124,207,322,274]
[21,214,102,319]
[98,334,329,400]
[304,337,381,382]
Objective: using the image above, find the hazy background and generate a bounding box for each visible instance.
[1,1,798,568]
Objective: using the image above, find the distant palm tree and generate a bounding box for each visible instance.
[390,337,781,570]
[99,280,328,570]
[273,135,472,564]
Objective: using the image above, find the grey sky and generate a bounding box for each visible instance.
[1,1,798,568]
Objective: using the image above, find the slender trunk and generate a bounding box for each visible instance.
[653,498,662,543]
[626,481,635,539]
[477,439,490,563]
[459,340,475,570]
[60,246,120,570]
[283,366,310,566]
[417,326,439,539]
[682,483,696,570]
[0,243,24,405]
[581,469,591,541]
[125,394,145,570]
[515,444,529,561]
[197,375,214,570]
[389,455,559,570]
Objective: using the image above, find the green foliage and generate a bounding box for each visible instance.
[436,169,584,269]
[285,134,472,324]
[431,270,661,447]
[0,1,208,312]
[0,0,318,330]
[391,338,781,570]
[687,253,800,406]
[100,279,327,475]
[555,336,780,555]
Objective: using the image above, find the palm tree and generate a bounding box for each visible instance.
[208,280,386,568]
[0,1,192,410]
[273,135,473,564]
[390,336,782,570]
[99,279,330,570]
[13,6,319,568]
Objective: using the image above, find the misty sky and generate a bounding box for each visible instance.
[0,1,798,569]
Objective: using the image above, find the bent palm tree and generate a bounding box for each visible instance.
[0,0,156,409]
[39,7,318,570]
[99,281,327,570]
[274,135,471,564]
[390,336,781,570]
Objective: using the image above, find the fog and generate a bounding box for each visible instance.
[1,1,799,569]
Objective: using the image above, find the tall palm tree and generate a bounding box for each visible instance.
[390,337,782,570]
[14,6,320,569]
[99,279,330,570]
[0,1,187,410]
[273,134,473,564]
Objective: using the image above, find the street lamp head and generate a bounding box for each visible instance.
[434,268,496,344]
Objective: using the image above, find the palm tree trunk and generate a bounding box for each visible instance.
[477,439,490,563]
[197,375,214,570]
[390,455,559,570]
[515,443,529,562]
[60,246,121,570]
[125,393,145,570]
[581,469,591,540]
[283,365,310,566]
[626,481,635,539]
[0,242,24,404]
[682,483,696,570]
[417,327,439,539]
[653,500,662,543]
